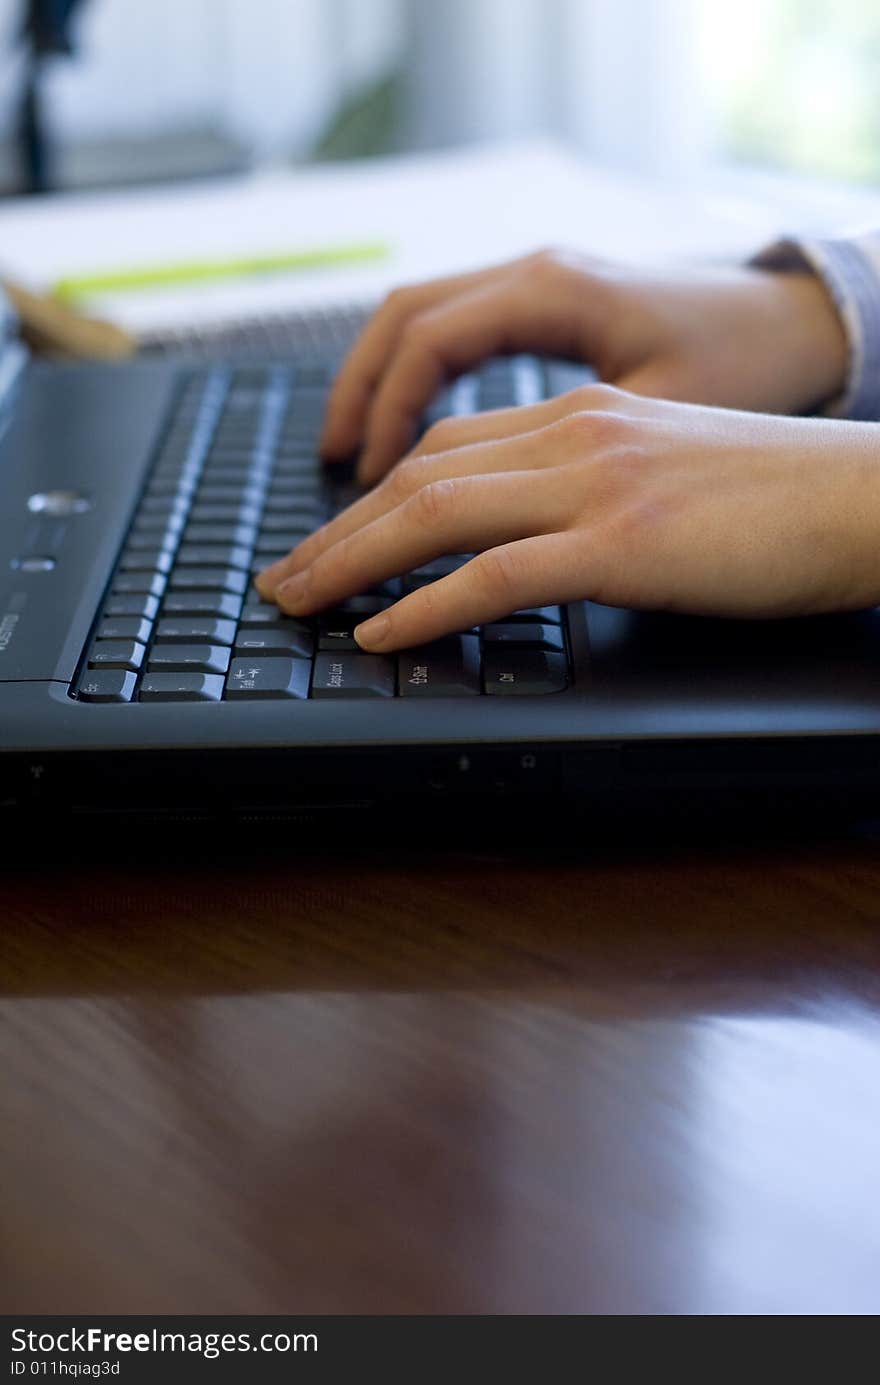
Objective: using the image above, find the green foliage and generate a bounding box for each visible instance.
[309,73,402,163]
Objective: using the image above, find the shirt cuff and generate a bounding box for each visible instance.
[749,234,880,421]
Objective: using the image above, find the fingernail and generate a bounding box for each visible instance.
[276,571,308,611]
[354,613,390,649]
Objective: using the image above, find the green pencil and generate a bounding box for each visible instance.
[53,240,390,302]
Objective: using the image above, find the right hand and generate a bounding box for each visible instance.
[319,248,849,485]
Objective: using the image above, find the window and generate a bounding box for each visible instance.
[697,0,880,184]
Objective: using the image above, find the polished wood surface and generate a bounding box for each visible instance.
[3,817,880,1314]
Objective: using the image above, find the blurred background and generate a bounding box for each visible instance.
[2,0,880,198]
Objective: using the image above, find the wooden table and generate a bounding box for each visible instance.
[3,816,880,1315]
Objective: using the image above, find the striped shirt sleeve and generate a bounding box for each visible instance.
[750,230,880,421]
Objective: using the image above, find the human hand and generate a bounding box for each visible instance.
[256,386,880,653]
[318,249,848,485]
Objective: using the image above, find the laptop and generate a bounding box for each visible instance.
[3,293,880,826]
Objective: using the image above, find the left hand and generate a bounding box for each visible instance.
[254,386,880,652]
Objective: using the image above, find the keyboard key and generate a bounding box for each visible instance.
[104,593,159,621]
[505,605,563,624]
[267,476,322,497]
[318,612,361,652]
[189,503,261,525]
[139,673,225,702]
[402,556,471,594]
[131,511,186,537]
[197,484,265,505]
[112,572,166,598]
[234,625,313,658]
[256,527,315,552]
[140,495,187,517]
[260,507,325,533]
[147,644,231,675]
[147,478,196,499]
[238,598,292,626]
[545,359,597,397]
[482,621,564,652]
[156,618,237,645]
[161,591,243,619]
[151,461,194,482]
[88,640,145,673]
[398,635,481,696]
[325,480,361,512]
[311,652,395,698]
[273,454,318,475]
[335,595,393,617]
[410,555,471,580]
[183,522,257,547]
[201,462,270,484]
[126,527,180,551]
[168,567,248,595]
[118,547,174,574]
[78,670,137,703]
[224,657,310,700]
[371,577,403,599]
[209,444,262,465]
[281,418,321,436]
[96,616,152,644]
[483,647,568,695]
[232,367,275,388]
[251,550,290,571]
[175,544,252,571]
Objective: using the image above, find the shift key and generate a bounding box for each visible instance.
[398,635,480,696]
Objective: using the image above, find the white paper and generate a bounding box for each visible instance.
[0,138,799,337]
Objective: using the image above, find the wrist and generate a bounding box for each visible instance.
[825,423,880,609]
[756,269,849,413]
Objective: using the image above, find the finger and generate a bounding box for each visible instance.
[256,385,635,598]
[353,532,591,652]
[356,279,586,484]
[405,378,659,453]
[272,469,570,618]
[255,423,563,598]
[320,261,518,458]
[410,394,566,457]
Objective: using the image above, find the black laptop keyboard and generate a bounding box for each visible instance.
[74,356,578,704]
